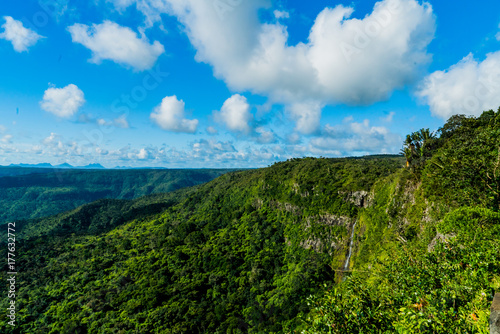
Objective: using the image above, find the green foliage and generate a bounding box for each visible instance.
[305,235,499,333]
[0,156,402,333]
[423,109,500,211]
[304,109,500,333]
[401,128,439,175]
[0,168,234,224]
[438,207,500,238]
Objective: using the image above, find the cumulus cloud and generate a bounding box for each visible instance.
[68,20,164,71]
[417,52,500,119]
[137,148,153,160]
[40,84,85,118]
[112,0,435,132]
[214,94,253,134]
[0,16,44,52]
[150,95,199,133]
[310,119,401,155]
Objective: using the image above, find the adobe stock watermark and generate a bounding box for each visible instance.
[339,0,404,64]
[6,222,17,327]
[213,0,244,19]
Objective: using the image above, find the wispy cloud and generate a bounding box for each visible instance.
[78,113,130,129]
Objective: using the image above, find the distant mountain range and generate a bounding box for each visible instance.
[7,162,106,169]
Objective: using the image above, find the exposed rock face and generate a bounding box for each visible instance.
[300,215,353,254]
[491,293,500,334]
[269,199,354,255]
[427,232,455,252]
[270,200,302,215]
[306,214,350,228]
[340,190,373,208]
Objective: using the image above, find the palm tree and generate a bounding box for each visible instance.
[401,147,413,168]
[418,128,436,158]
[402,128,437,168]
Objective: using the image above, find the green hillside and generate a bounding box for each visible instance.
[0,168,236,224]
[0,109,499,333]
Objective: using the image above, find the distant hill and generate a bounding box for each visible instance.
[81,163,105,169]
[7,162,106,169]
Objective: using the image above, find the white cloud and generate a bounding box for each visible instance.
[286,132,301,145]
[214,94,253,134]
[42,133,61,146]
[108,0,136,11]
[0,16,44,52]
[274,10,290,19]
[255,127,276,144]
[417,52,500,119]
[1,134,12,144]
[78,113,130,128]
[114,0,435,132]
[310,119,401,155]
[68,20,164,71]
[191,139,237,157]
[39,133,91,159]
[150,95,199,133]
[137,148,153,160]
[40,84,85,118]
[108,0,171,28]
[286,101,323,134]
[97,117,131,128]
[0,125,6,133]
[113,115,130,128]
[206,126,218,135]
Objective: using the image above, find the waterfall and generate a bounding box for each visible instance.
[343,222,356,271]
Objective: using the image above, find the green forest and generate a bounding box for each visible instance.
[0,168,235,224]
[1,109,499,333]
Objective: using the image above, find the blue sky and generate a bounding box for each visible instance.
[0,0,499,168]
